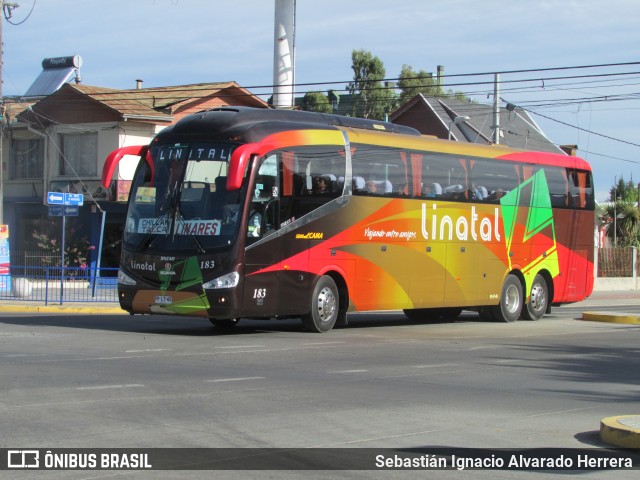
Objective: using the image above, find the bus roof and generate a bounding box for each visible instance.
[153,107,592,173]
[155,106,421,144]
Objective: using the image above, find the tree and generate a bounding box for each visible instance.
[302,91,333,114]
[398,64,472,104]
[347,49,396,120]
[603,175,640,247]
[398,65,442,104]
[31,217,94,274]
[609,176,638,203]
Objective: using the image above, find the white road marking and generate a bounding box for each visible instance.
[206,377,265,383]
[125,348,172,353]
[328,369,368,374]
[216,345,266,349]
[76,384,144,390]
[412,363,460,368]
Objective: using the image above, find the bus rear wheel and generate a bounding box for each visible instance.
[302,275,339,333]
[491,274,523,323]
[521,274,548,321]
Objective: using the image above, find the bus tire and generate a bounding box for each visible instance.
[302,275,339,333]
[335,310,349,328]
[210,318,240,329]
[491,274,523,323]
[521,274,548,321]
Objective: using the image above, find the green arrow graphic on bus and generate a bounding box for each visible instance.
[500,170,559,278]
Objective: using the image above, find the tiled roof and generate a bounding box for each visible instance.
[73,81,269,115]
[119,82,239,110]
[70,84,172,121]
[391,94,565,154]
[2,98,36,121]
[14,81,269,126]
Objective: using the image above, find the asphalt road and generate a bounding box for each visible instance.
[1,303,639,479]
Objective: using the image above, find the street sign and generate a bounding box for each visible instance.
[47,192,64,205]
[63,206,79,216]
[48,205,79,217]
[64,193,84,206]
[48,205,63,216]
[47,192,84,206]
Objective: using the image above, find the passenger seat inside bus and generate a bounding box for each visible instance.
[422,182,442,198]
[371,180,393,193]
[476,186,488,200]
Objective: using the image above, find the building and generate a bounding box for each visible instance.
[2,77,268,271]
[390,94,566,154]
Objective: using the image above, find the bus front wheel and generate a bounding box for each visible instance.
[491,274,523,323]
[302,276,339,333]
[521,274,548,321]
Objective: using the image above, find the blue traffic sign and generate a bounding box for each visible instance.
[64,193,84,206]
[47,192,64,205]
[47,192,84,206]
[48,205,79,216]
[63,206,79,216]
[48,205,63,216]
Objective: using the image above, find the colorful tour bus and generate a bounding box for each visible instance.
[101,107,594,332]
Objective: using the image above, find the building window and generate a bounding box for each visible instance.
[10,138,44,179]
[59,132,98,176]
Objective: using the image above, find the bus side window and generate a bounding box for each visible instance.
[544,166,569,208]
[352,144,407,197]
[470,158,520,204]
[292,145,346,216]
[568,169,594,209]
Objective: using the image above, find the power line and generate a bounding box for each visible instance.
[4,0,35,25]
[521,107,640,149]
[6,63,640,102]
[6,61,640,166]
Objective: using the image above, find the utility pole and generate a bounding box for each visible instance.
[492,73,500,145]
[0,2,18,225]
[0,2,4,225]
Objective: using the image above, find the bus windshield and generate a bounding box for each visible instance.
[124,142,243,253]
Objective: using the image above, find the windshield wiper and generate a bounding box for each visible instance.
[135,187,176,253]
[172,207,206,254]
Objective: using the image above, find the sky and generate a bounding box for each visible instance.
[2,0,640,202]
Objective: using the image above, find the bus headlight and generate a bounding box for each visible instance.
[118,270,137,286]
[203,272,240,290]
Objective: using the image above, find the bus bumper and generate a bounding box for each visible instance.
[119,287,241,320]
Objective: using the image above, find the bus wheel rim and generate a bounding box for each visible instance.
[505,284,520,314]
[317,286,336,322]
[530,283,545,311]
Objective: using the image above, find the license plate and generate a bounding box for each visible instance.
[154,295,173,305]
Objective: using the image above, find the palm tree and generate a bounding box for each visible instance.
[604,201,640,247]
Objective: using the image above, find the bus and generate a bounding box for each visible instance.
[101,107,594,332]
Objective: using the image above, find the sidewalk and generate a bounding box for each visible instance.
[0,301,125,314]
[577,289,640,325]
[0,289,638,315]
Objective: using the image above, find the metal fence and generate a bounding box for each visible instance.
[2,248,638,304]
[597,247,638,278]
[0,266,118,304]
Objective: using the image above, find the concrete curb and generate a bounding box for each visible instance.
[600,415,640,448]
[0,305,126,314]
[581,312,640,324]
